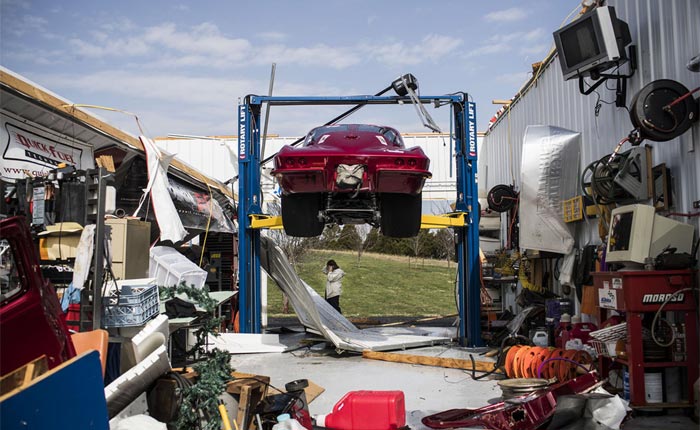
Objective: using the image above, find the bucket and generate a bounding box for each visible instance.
[644,372,663,403]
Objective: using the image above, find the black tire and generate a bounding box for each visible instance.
[380,193,422,238]
[281,193,325,237]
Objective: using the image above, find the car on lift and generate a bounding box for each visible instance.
[272,124,431,238]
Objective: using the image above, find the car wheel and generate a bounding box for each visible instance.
[281,193,325,237]
[380,193,422,238]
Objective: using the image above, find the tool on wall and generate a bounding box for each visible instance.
[628,79,699,144]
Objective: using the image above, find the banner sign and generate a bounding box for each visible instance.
[1,116,94,180]
[168,177,236,234]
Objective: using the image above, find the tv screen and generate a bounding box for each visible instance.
[609,211,633,252]
[553,6,631,80]
[560,19,601,69]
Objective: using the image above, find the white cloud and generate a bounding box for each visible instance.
[256,43,361,69]
[256,31,286,42]
[3,14,49,37]
[484,7,529,23]
[468,28,546,58]
[174,4,190,12]
[142,22,252,60]
[69,35,150,58]
[365,34,462,66]
[520,43,549,56]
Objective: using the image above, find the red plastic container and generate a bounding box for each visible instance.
[315,390,405,430]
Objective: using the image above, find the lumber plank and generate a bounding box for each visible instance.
[0,356,49,396]
[362,350,500,373]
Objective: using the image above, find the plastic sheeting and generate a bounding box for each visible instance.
[259,236,452,352]
[136,136,187,243]
[519,126,580,254]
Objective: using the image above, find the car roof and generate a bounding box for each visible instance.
[304,124,403,146]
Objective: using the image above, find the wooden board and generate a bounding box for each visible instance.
[0,351,108,429]
[362,350,500,373]
[0,356,48,397]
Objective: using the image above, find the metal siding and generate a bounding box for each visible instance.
[482,0,700,238]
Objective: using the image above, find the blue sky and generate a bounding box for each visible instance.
[1,1,578,138]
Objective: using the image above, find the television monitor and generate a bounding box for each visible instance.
[606,204,695,267]
[553,6,632,80]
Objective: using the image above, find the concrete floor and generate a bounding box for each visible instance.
[231,340,501,429]
[230,330,698,429]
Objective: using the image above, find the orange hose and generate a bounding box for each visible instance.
[531,347,549,379]
[513,346,530,378]
[560,349,579,381]
[505,345,521,378]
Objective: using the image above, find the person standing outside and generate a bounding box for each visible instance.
[322,259,344,313]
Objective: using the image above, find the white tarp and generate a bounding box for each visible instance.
[259,236,452,352]
[519,125,580,254]
[135,136,187,243]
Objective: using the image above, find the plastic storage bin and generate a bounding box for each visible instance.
[102,283,159,327]
[149,246,207,289]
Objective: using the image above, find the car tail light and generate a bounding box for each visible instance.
[408,159,417,166]
[298,157,307,165]
[285,158,295,166]
[394,158,405,166]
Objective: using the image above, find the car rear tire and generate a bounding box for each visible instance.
[281,193,325,237]
[380,193,422,238]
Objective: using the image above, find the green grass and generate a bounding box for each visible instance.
[266,249,458,317]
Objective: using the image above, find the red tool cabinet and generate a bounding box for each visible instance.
[594,270,698,408]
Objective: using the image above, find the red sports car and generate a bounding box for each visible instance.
[272,124,431,237]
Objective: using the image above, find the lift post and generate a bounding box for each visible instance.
[237,94,482,347]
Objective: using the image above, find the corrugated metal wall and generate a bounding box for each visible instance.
[480,0,700,238]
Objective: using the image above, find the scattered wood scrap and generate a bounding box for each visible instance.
[362,350,501,373]
[0,355,48,397]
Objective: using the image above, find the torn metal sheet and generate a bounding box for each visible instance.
[260,236,452,352]
[519,125,580,254]
[207,333,289,354]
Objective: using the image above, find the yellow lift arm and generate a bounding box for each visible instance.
[249,212,468,230]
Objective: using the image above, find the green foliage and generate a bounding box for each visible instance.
[268,250,457,317]
[160,283,233,430]
[335,225,361,250]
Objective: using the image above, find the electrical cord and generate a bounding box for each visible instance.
[651,287,693,347]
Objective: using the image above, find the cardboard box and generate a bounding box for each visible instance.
[38,222,83,260]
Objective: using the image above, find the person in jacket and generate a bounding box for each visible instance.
[322,259,344,313]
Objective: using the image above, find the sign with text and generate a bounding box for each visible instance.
[1,116,94,180]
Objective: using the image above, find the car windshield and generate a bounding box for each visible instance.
[303,125,404,147]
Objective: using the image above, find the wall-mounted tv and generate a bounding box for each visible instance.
[553,6,632,81]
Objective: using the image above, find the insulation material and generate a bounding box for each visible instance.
[135,136,187,243]
[259,236,451,352]
[207,333,289,353]
[104,345,171,418]
[519,126,580,254]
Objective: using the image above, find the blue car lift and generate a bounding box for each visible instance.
[237,94,482,347]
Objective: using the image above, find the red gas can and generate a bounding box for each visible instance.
[315,390,405,430]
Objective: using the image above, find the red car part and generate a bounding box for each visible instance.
[421,372,599,430]
[0,216,75,375]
